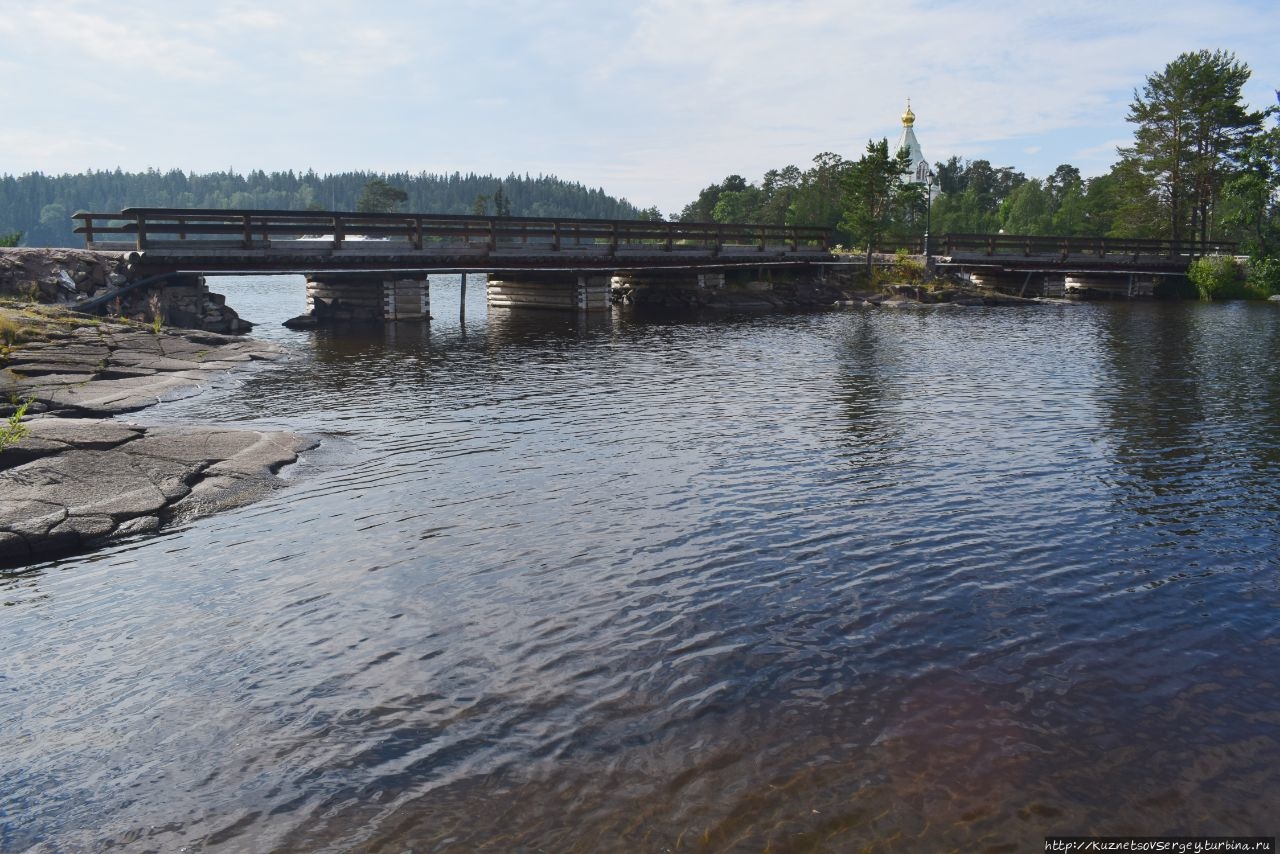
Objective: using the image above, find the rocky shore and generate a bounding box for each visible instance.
[0,247,252,334]
[1,303,314,566]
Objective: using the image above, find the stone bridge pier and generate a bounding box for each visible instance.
[304,274,430,322]
[486,273,610,312]
[611,271,726,304]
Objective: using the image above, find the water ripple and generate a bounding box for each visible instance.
[4,287,1280,851]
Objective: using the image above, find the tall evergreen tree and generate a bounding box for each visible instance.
[492,182,511,217]
[1118,50,1264,243]
[790,154,850,237]
[1221,95,1280,257]
[840,139,914,273]
[356,179,408,213]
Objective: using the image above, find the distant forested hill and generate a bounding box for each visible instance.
[0,169,653,247]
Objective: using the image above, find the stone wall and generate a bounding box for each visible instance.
[0,248,251,334]
[0,248,129,302]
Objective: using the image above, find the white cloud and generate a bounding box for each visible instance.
[211,5,287,31]
[296,25,412,79]
[22,5,233,81]
[1,0,1277,212]
[0,129,129,170]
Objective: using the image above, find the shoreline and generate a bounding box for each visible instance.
[1,303,315,568]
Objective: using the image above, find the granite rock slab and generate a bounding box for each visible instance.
[1,418,316,564]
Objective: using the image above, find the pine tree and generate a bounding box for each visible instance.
[840,139,914,273]
[356,179,408,213]
[1118,50,1264,244]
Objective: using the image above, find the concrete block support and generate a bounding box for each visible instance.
[611,271,727,305]
[382,278,431,320]
[306,275,429,321]
[487,274,610,312]
[1065,274,1150,299]
[968,271,1025,293]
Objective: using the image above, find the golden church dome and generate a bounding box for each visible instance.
[902,101,915,127]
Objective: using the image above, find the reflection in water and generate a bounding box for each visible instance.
[2,281,1279,851]
[1097,303,1280,578]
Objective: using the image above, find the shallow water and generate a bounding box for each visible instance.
[3,277,1279,852]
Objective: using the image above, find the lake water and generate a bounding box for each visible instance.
[3,277,1279,852]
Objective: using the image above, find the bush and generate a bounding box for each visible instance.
[1246,256,1280,297]
[1187,255,1264,300]
[892,248,925,283]
[0,232,21,248]
[0,396,31,452]
[0,313,31,347]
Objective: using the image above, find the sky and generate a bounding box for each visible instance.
[2,0,1278,216]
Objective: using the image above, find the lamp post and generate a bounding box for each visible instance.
[923,170,935,271]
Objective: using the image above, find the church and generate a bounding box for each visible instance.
[894,101,931,184]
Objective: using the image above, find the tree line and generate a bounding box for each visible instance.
[0,170,653,247]
[676,49,1280,293]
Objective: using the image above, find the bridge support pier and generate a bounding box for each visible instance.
[382,277,431,320]
[610,271,728,306]
[968,271,1026,294]
[305,274,430,322]
[967,271,1068,299]
[1064,274,1152,299]
[487,274,610,312]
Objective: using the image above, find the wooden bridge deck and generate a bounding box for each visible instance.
[73,208,833,275]
[935,232,1237,272]
[71,209,1235,283]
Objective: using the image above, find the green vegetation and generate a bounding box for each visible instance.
[680,155,849,235]
[890,248,925,283]
[0,231,21,247]
[677,49,1279,298]
[840,139,915,274]
[1246,256,1280,296]
[355,179,409,213]
[1188,255,1277,300]
[0,396,31,452]
[2,300,100,335]
[1189,255,1250,300]
[1120,50,1265,244]
[148,292,163,334]
[0,309,37,361]
[471,181,513,217]
[0,170,649,247]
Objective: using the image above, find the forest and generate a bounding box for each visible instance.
[0,170,654,248]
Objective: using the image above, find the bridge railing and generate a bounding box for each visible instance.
[939,232,1238,260]
[72,208,830,256]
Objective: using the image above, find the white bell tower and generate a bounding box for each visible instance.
[895,100,930,184]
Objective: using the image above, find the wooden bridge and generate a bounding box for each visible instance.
[933,232,1237,298]
[936,233,1236,266]
[72,208,832,276]
[71,207,833,318]
[68,208,1235,316]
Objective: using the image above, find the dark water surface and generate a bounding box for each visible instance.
[3,277,1279,852]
